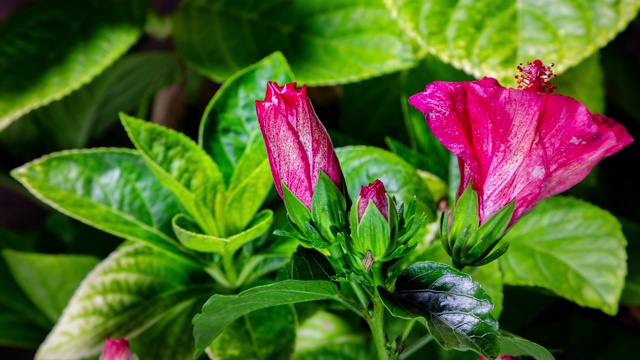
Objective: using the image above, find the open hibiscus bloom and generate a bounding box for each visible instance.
[409,60,633,226]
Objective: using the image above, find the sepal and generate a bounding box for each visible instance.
[441,183,515,268]
[310,171,348,244]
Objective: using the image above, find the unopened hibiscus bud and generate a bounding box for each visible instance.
[100,338,136,360]
[256,82,347,248]
[349,180,398,264]
[409,59,633,267]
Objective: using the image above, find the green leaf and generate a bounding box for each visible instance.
[224,141,274,235]
[172,210,273,254]
[291,246,336,281]
[209,305,296,360]
[173,0,414,85]
[386,0,640,84]
[35,243,212,360]
[0,52,182,159]
[294,310,368,359]
[0,0,146,130]
[121,114,224,236]
[621,219,640,305]
[412,241,505,317]
[499,196,627,315]
[2,250,99,323]
[0,257,51,348]
[380,261,500,359]
[500,332,555,360]
[193,280,341,357]
[336,146,435,222]
[11,149,198,265]
[132,298,208,360]
[199,51,294,182]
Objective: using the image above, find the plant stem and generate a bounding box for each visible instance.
[398,334,434,360]
[368,293,389,360]
[328,243,370,309]
[222,249,238,288]
[399,319,416,348]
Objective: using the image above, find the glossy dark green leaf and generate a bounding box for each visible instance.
[381,261,500,359]
[0,52,181,159]
[209,305,296,360]
[0,0,146,130]
[500,196,627,315]
[291,246,336,281]
[199,51,294,182]
[121,114,224,236]
[193,280,341,357]
[173,0,414,85]
[3,250,99,323]
[500,332,554,360]
[11,149,198,265]
[35,243,212,359]
[386,0,640,84]
[336,146,435,222]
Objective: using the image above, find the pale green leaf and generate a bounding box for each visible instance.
[0,0,145,130]
[173,210,273,254]
[121,114,224,236]
[224,143,274,235]
[193,280,340,357]
[3,250,99,323]
[35,243,212,360]
[500,332,555,360]
[500,196,627,315]
[386,0,640,84]
[11,149,200,266]
[199,51,294,182]
[173,0,414,85]
[294,310,368,359]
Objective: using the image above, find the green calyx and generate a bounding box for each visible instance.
[441,183,514,268]
[281,171,348,249]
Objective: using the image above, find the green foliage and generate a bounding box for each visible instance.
[500,196,627,315]
[386,0,640,84]
[173,0,414,85]
[121,114,224,236]
[2,250,99,323]
[193,280,341,357]
[35,243,212,359]
[209,305,297,360]
[199,51,294,182]
[10,149,195,262]
[0,52,181,159]
[380,261,500,359]
[336,146,436,221]
[0,0,146,130]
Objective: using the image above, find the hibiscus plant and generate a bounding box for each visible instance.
[1,1,640,360]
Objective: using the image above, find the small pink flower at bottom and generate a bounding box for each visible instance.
[100,337,136,360]
[479,356,519,360]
